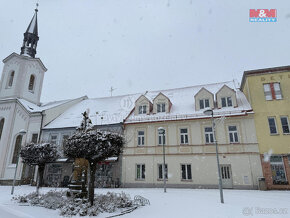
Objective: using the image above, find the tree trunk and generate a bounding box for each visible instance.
[36,165,45,195]
[88,161,97,206]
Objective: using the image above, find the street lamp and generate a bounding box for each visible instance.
[158,127,166,193]
[203,109,224,204]
[11,129,27,195]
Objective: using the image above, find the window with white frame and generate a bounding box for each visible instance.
[228,126,239,143]
[136,164,145,180]
[180,128,189,144]
[28,75,35,91]
[268,117,278,134]
[12,135,22,164]
[270,155,287,184]
[138,105,147,114]
[31,133,38,143]
[204,127,214,143]
[0,118,5,140]
[181,164,192,180]
[157,103,166,113]
[199,99,210,109]
[158,130,166,145]
[221,97,232,107]
[8,71,15,87]
[280,117,290,134]
[50,134,58,144]
[137,131,145,146]
[158,164,168,179]
[263,83,282,100]
[62,135,70,146]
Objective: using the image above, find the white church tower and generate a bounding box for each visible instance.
[0,6,47,184]
[0,7,47,105]
[0,6,86,185]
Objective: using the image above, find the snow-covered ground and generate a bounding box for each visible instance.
[0,186,289,218]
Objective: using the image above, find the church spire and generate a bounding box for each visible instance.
[20,4,39,58]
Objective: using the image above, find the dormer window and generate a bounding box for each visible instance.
[199,99,210,109]
[28,75,35,91]
[221,97,232,107]
[157,103,166,113]
[8,71,15,87]
[139,105,147,114]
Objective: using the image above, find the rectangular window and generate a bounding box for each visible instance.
[264,83,282,100]
[158,130,166,145]
[138,105,147,114]
[227,97,232,106]
[221,97,232,107]
[270,156,287,185]
[263,84,272,100]
[280,117,290,134]
[180,128,189,144]
[157,103,166,113]
[181,164,192,180]
[136,164,145,180]
[268,117,278,134]
[199,99,210,109]
[158,164,168,179]
[273,83,282,99]
[205,127,214,143]
[137,131,145,146]
[62,135,69,145]
[31,133,38,143]
[228,126,239,143]
[50,134,58,144]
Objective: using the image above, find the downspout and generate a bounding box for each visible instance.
[38,111,44,143]
[119,123,124,187]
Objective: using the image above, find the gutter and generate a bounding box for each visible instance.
[38,111,44,143]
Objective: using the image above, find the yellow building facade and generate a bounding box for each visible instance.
[241,66,290,189]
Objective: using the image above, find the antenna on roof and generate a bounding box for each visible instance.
[109,86,116,97]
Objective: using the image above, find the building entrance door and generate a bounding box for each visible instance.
[220,164,233,188]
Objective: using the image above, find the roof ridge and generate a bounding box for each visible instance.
[145,80,235,94]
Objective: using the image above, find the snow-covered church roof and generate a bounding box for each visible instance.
[18,98,75,113]
[43,94,141,129]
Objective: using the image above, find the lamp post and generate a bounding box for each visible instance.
[11,129,27,195]
[158,127,166,193]
[203,109,224,204]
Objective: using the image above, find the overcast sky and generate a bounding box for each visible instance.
[0,0,289,102]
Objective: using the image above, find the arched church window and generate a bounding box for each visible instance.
[8,71,15,87]
[28,75,35,91]
[0,118,4,140]
[12,135,22,164]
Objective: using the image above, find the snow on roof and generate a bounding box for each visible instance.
[43,80,252,129]
[43,93,141,129]
[125,80,253,124]
[18,98,74,113]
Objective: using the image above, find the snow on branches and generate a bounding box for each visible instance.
[20,143,60,166]
[64,110,125,206]
[64,109,124,163]
[20,143,60,193]
[64,130,123,162]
